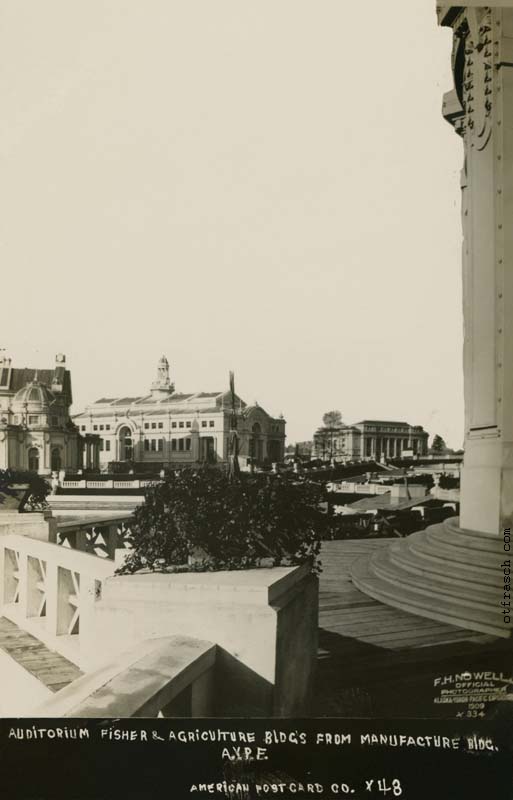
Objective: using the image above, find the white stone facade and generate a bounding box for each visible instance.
[74,357,286,470]
[313,419,429,462]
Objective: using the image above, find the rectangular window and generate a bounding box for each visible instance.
[93,425,98,431]
[81,425,86,431]
[144,440,149,451]
[151,423,156,430]
[172,422,177,429]
[144,423,149,430]
[186,438,191,451]
[106,440,111,452]
[179,422,184,429]
[209,421,214,428]
[28,415,39,424]
[202,421,207,428]
[179,438,184,451]
[171,439,177,451]
[158,422,163,429]
[158,439,163,452]
[100,425,104,431]
[151,439,156,452]
[106,425,111,431]
[100,439,104,451]
[186,421,191,428]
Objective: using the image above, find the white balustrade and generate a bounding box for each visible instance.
[56,516,134,559]
[329,481,391,496]
[0,534,116,666]
[34,636,216,717]
[59,478,162,490]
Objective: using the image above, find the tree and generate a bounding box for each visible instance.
[316,410,344,461]
[322,410,343,428]
[431,434,447,453]
[117,468,325,575]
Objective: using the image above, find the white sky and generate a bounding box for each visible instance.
[0,1,463,447]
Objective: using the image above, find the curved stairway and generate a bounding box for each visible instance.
[351,517,511,638]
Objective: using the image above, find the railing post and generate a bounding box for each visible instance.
[100,523,118,558]
[26,556,46,619]
[17,551,29,619]
[75,530,89,552]
[44,561,59,635]
[56,568,80,635]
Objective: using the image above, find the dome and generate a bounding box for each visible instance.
[13,379,56,410]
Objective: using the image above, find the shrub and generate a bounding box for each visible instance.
[117,468,325,575]
[439,473,459,489]
[0,469,50,511]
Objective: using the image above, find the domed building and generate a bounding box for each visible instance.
[0,353,99,475]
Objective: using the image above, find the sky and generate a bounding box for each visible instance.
[0,1,463,447]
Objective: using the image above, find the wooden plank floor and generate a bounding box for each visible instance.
[0,617,82,693]
[314,540,512,717]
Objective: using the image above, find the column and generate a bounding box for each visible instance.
[440,6,513,534]
[350,5,513,638]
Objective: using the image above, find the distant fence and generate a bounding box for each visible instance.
[327,481,391,496]
[61,479,158,491]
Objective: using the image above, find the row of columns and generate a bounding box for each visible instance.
[82,437,100,470]
[363,436,423,459]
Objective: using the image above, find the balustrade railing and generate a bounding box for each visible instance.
[328,481,391,495]
[60,478,159,490]
[33,635,216,717]
[56,516,134,560]
[0,533,117,665]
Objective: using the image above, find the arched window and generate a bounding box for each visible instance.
[119,426,133,461]
[51,447,62,472]
[28,448,39,472]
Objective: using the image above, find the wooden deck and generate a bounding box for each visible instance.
[314,539,511,717]
[0,617,82,693]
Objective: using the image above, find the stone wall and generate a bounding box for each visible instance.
[84,563,318,716]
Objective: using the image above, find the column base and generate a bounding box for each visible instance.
[350,517,512,638]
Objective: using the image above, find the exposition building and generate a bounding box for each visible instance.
[312,419,429,462]
[0,353,98,475]
[73,356,286,470]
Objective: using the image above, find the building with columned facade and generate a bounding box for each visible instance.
[0,353,99,476]
[312,419,429,462]
[74,356,286,470]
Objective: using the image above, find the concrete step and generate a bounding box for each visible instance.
[372,546,498,608]
[387,539,498,591]
[410,530,500,570]
[427,520,504,553]
[350,525,511,639]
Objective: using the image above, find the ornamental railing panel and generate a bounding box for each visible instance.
[0,534,117,665]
